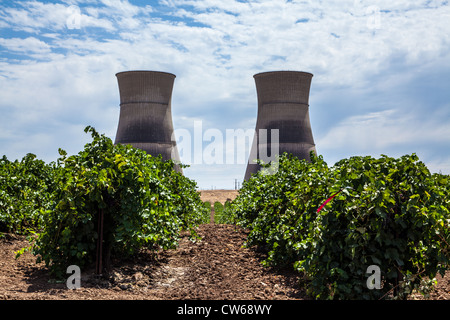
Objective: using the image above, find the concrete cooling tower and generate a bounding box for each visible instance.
[244,71,316,180]
[114,71,181,171]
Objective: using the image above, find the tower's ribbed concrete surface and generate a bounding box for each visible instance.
[114,71,181,171]
[245,71,316,180]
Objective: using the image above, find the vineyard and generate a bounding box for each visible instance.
[1,127,450,300]
[223,153,450,299]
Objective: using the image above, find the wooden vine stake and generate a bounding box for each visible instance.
[95,208,104,275]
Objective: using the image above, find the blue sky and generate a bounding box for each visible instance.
[0,0,449,189]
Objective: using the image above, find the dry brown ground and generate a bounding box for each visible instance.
[0,190,449,301]
[0,225,304,300]
[199,189,239,204]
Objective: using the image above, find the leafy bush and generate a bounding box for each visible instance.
[0,154,56,235]
[215,200,233,224]
[228,152,450,299]
[203,201,212,213]
[11,126,209,277]
[212,202,223,224]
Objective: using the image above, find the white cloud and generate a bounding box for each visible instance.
[0,1,74,32]
[316,102,450,172]
[0,0,124,33]
[427,157,450,175]
[0,37,51,54]
[1,0,450,186]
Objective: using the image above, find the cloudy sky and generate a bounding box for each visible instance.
[0,0,449,189]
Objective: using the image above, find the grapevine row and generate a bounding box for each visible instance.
[1,126,209,277]
[224,152,450,299]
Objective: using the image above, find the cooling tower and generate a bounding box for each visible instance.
[114,71,181,171]
[244,71,316,180]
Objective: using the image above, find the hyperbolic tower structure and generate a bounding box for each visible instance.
[114,70,181,171]
[244,71,316,180]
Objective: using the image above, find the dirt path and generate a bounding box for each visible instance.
[148,224,305,300]
[0,224,305,300]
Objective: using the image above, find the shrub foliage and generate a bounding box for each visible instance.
[2,126,208,277]
[0,153,56,234]
[226,152,450,299]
